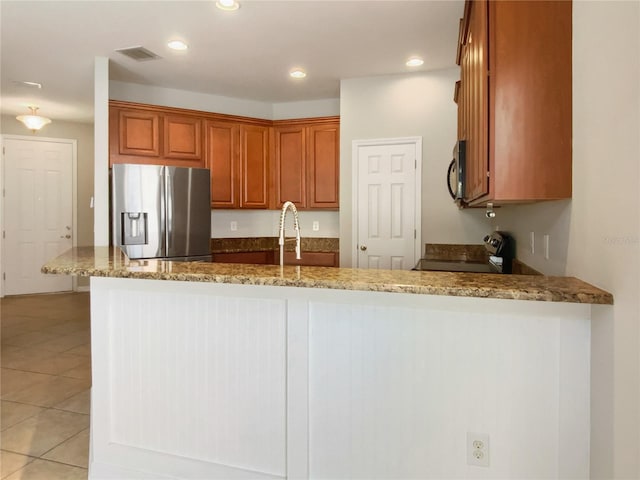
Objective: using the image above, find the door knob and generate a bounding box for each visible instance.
[360,245,367,251]
[60,234,71,239]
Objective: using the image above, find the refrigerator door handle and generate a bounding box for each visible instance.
[164,168,172,255]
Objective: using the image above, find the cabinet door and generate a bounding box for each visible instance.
[240,125,270,209]
[274,126,307,208]
[307,123,339,209]
[212,251,273,264]
[164,115,203,165]
[206,121,239,208]
[283,251,338,267]
[461,0,489,202]
[118,110,160,157]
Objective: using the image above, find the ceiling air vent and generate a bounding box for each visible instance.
[115,46,161,62]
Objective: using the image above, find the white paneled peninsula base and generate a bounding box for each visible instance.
[88,276,593,480]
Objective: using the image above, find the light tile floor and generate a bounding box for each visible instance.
[1,292,91,479]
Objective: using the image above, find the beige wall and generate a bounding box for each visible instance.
[487,2,640,477]
[1,115,95,288]
[339,69,491,267]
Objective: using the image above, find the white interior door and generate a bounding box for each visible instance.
[3,138,73,295]
[354,138,421,270]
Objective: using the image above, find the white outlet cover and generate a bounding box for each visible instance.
[467,432,490,467]
[529,231,535,254]
[544,234,550,260]
[312,221,320,231]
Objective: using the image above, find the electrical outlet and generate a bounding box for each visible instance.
[544,234,550,260]
[230,221,238,231]
[467,432,489,467]
[312,221,320,231]
[530,231,535,254]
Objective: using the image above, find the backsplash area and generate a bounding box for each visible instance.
[211,210,340,238]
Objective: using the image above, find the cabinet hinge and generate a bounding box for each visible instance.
[3,273,5,281]
[415,159,417,169]
[487,171,490,178]
[2,231,4,239]
[414,229,417,239]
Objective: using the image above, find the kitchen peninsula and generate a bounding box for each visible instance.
[43,247,611,480]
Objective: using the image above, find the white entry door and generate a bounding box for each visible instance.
[354,138,421,270]
[3,137,74,295]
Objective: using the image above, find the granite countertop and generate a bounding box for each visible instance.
[42,247,613,305]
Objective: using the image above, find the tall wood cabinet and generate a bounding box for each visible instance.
[205,122,238,208]
[205,121,270,209]
[272,118,339,210]
[456,0,572,206]
[273,125,307,208]
[239,125,270,209]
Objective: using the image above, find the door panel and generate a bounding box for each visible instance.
[111,164,165,260]
[118,110,160,157]
[206,122,238,208]
[4,138,73,294]
[307,124,339,208]
[356,142,417,270]
[240,125,269,209]
[163,115,202,162]
[274,126,306,208]
[165,166,211,258]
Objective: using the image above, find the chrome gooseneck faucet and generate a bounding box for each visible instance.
[279,201,301,267]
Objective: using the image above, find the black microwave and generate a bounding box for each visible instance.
[447,140,466,201]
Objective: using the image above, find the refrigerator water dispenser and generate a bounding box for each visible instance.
[121,212,148,245]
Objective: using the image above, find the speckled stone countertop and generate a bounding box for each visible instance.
[42,247,613,305]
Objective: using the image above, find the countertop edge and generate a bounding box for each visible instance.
[41,250,614,305]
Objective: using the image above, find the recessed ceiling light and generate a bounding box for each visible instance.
[290,69,307,79]
[167,40,188,51]
[406,57,424,67]
[216,0,240,11]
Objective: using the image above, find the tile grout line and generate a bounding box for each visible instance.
[38,426,91,466]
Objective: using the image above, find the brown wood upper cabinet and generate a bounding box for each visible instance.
[273,118,339,210]
[457,0,572,206]
[110,101,339,210]
[206,121,238,208]
[205,122,270,209]
[110,103,204,168]
[163,115,202,161]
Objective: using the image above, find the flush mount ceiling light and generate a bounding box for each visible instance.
[406,57,424,67]
[167,40,188,51]
[289,69,307,79]
[16,106,52,133]
[216,0,240,11]
[12,80,43,89]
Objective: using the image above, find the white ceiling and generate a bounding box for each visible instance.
[0,0,463,124]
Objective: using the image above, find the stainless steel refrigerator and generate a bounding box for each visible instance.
[111,164,211,261]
